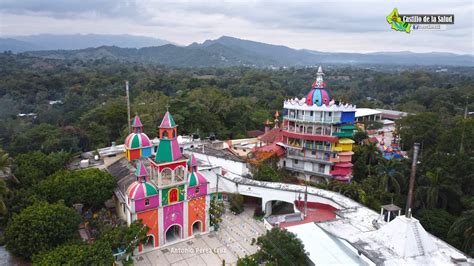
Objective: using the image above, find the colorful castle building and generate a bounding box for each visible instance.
[281,66,356,182]
[123,112,210,252]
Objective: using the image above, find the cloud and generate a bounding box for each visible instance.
[0,0,472,54]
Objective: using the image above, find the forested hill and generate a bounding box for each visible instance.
[21,36,473,67]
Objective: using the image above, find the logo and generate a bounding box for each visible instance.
[387,8,454,33]
[387,8,411,33]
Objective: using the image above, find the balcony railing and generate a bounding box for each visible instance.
[283,115,339,124]
[287,150,332,164]
[332,131,354,137]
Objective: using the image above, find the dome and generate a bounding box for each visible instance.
[188,170,207,187]
[305,66,331,107]
[306,88,330,106]
[124,132,152,150]
[126,181,158,200]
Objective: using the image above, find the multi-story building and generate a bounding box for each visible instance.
[281,66,356,183]
[122,112,210,252]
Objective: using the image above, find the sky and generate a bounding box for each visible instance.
[0,0,472,54]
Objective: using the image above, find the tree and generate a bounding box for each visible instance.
[448,210,474,256]
[13,151,71,188]
[417,168,460,209]
[375,158,404,193]
[34,168,116,208]
[229,193,244,214]
[417,209,456,242]
[100,220,149,258]
[5,202,81,259]
[250,227,308,265]
[353,130,368,145]
[32,240,114,266]
[253,163,282,182]
[209,199,224,230]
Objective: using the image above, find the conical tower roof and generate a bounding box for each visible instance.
[159,111,176,128]
[187,153,198,167]
[135,161,148,177]
[132,115,143,128]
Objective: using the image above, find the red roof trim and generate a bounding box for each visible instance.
[282,130,338,143]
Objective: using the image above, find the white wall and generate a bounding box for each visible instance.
[188,151,249,176]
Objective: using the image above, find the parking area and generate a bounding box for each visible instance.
[133,206,266,266]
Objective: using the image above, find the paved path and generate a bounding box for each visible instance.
[133,207,266,266]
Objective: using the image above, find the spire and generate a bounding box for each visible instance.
[187,153,198,168]
[314,65,325,89]
[132,115,143,133]
[159,111,177,128]
[135,161,148,181]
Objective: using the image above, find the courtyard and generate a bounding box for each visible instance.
[133,206,266,266]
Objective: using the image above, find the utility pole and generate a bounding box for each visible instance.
[460,96,469,154]
[406,142,420,217]
[125,81,131,134]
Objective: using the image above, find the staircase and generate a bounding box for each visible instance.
[411,222,425,256]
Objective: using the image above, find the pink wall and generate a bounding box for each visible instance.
[187,184,207,199]
[134,196,159,213]
[163,202,184,233]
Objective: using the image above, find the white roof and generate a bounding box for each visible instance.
[371,216,437,258]
[287,223,371,265]
[355,108,382,118]
[318,214,470,265]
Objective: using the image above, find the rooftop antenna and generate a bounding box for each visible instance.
[406,142,420,217]
[125,80,131,134]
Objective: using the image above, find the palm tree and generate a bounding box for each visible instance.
[419,168,460,209]
[448,210,474,255]
[375,158,403,194]
[363,143,380,175]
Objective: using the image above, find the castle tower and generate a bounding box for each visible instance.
[124,115,152,161]
[125,161,159,250]
[282,66,356,183]
[155,111,182,162]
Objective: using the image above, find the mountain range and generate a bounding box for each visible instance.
[2,35,472,67]
[0,34,170,53]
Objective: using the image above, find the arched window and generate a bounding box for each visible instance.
[162,131,169,139]
[145,199,150,206]
[195,186,200,194]
[306,126,313,134]
[174,166,185,181]
[161,168,172,185]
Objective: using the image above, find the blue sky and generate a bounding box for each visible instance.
[0,0,472,54]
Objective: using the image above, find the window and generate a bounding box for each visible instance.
[310,111,313,116]
[175,166,185,181]
[328,112,332,117]
[145,199,150,206]
[319,164,325,173]
[195,187,200,194]
[294,159,298,164]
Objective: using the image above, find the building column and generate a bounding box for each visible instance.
[183,201,188,238]
[158,206,164,246]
